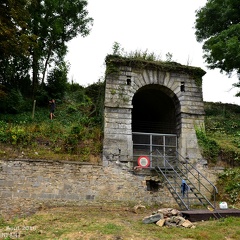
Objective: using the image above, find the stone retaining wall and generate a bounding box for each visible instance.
[0,159,222,219]
[0,159,174,219]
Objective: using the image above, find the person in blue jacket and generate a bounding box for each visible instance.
[181,179,188,197]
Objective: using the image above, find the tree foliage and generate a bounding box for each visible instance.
[28,0,93,93]
[46,61,69,100]
[195,0,240,84]
[0,0,36,58]
[0,0,93,99]
[0,0,35,93]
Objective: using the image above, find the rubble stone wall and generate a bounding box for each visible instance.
[0,159,174,219]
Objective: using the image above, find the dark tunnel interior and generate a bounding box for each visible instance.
[132,85,177,134]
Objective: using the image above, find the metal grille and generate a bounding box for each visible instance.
[133,132,177,168]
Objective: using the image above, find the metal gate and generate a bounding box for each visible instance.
[132,132,177,168]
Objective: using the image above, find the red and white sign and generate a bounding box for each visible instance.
[137,156,150,168]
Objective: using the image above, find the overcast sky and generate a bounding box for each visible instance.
[65,0,240,105]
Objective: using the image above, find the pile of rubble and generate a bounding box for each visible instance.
[142,208,195,228]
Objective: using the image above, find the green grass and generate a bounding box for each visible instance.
[0,206,240,240]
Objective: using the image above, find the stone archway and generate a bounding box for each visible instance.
[103,55,205,167]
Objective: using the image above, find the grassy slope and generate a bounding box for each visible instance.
[203,102,240,166]
[0,92,103,163]
[200,102,240,206]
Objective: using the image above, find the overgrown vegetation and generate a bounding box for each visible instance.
[196,102,240,205]
[197,102,240,166]
[217,168,240,205]
[0,81,105,163]
[107,43,205,87]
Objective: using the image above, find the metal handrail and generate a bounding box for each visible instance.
[155,165,190,210]
[156,149,217,209]
[175,151,218,207]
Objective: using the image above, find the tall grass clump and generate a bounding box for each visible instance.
[195,125,220,163]
[217,168,240,205]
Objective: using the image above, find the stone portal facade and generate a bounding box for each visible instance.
[103,55,206,166]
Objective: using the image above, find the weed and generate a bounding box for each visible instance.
[217,168,240,203]
[99,223,123,235]
[195,126,220,162]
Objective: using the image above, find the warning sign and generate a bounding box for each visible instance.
[137,156,150,168]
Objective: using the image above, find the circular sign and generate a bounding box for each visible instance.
[138,156,150,168]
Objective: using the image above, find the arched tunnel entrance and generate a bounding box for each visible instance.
[132,85,177,134]
[132,85,178,168]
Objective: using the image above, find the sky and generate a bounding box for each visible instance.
[65,0,240,105]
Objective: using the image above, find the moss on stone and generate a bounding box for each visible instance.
[105,54,206,86]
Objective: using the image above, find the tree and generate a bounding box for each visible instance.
[46,61,69,100]
[195,0,240,93]
[0,0,36,94]
[0,0,93,98]
[28,0,93,97]
[0,0,36,58]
